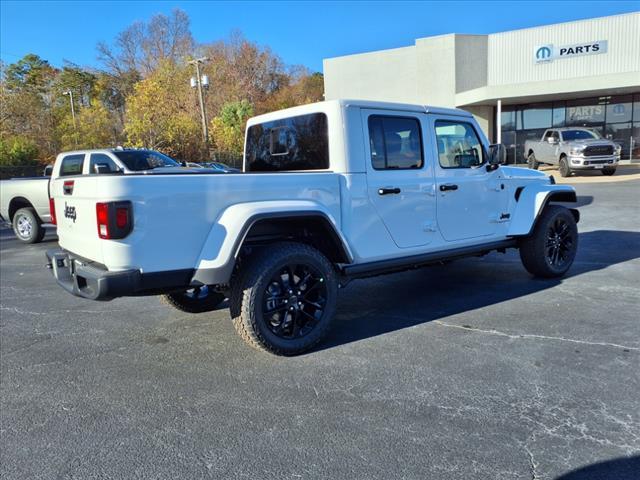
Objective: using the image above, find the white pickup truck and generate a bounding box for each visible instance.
[524,127,620,177]
[0,166,54,243]
[46,100,580,355]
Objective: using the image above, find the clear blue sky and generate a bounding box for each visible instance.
[1,1,638,72]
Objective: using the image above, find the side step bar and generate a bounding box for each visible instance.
[341,239,518,280]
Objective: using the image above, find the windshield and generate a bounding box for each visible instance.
[113,150,180,171]
[562,129,601,141]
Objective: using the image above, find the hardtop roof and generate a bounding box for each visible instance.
[246,99,472,125]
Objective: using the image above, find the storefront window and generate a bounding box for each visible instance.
[494,93,640,164]
[500,108,516,131]
[501,130,517,164]
[566,98,606,126]
[606,95,633,124]
[521,103,552,129]
[604,123,632,160]
[552,102,566,127]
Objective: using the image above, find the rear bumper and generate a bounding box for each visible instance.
[45,249,194,301]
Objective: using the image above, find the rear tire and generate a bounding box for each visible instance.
[161,286,225,313]
[527,152,539,170]
[519,205,578,278]
[602,167,616,176]
[12,207,45,244]
[559,157,571,178]
[229,242,338,356]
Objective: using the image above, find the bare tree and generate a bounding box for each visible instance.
[97,8,194,77]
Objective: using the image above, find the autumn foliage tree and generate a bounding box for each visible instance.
[210,100,254,155]
[124,61,201,160]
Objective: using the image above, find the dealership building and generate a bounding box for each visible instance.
[323,13,640,163]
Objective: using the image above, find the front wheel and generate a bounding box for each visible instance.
[519,205,578,278]
[229,242,338,355]
[527,152,539,170]
[559,157,571,178]
[12,207,45,244]
[161,286,225,313]
[602,167,616,176]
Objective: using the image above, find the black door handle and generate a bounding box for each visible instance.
[378,187,401,195]
[439,184,458,192]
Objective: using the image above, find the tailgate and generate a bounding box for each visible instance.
[51,176,105,264]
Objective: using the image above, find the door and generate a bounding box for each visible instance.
[430,116,508,241]
[541,130,560,163]
[362,110,437,248]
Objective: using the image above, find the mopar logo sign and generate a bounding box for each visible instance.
[535,45,553,61]
[534,40,608,63]
[612,104,625,115]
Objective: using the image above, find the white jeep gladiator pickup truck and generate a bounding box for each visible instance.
[46,100,580,355]
[524,127,620,177]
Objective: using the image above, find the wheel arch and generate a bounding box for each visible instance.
[508,185,578,237]
[191,202,353,286]
[8,197,35,221]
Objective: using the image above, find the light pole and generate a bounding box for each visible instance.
[188,57,210,153]
[63,90,78,147]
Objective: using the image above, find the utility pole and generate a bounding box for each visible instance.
[63,90,78,147]
[188,57,210,153]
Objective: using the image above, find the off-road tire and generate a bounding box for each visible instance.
[229,242,338,356]
[527,152,539,170]
[559,156,571,178]
[12,207,45,244]
[601,167,616,176]
[519,205,578,278]
[161,287,225,313]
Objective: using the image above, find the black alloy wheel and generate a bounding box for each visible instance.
[262,263,328,340]
[545,216,574,270]
[230,242,338,355]
[519,205,578,278]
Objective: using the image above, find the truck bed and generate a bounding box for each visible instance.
[51,172,342,272]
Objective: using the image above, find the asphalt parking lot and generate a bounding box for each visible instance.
[1,180,639,480]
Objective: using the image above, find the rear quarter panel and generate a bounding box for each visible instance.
[0,178,51,222]
[55,172,342,273]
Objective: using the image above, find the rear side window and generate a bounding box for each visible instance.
[368,116,423,170]
[89,153,119,174]
[59,154,85,176]
[245,113,329,172]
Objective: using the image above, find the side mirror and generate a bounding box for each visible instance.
[43,165,53,177]
[488,144,507,166]
[547,136,557,144]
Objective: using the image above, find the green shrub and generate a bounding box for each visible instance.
[0,136,40,166]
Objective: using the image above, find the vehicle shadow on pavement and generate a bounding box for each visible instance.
[554,454,640,480]
[318,230,640,351]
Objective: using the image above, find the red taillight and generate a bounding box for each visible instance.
[96,202,110,239]
[116,206,129,229]
[49,198,56,225]
[95,201,133,240]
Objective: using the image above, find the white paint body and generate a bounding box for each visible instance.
[50,100,575,282]
[0,176,52,224]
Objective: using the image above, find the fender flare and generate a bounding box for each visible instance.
[508,184,578,237]
[190,200,353,286]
